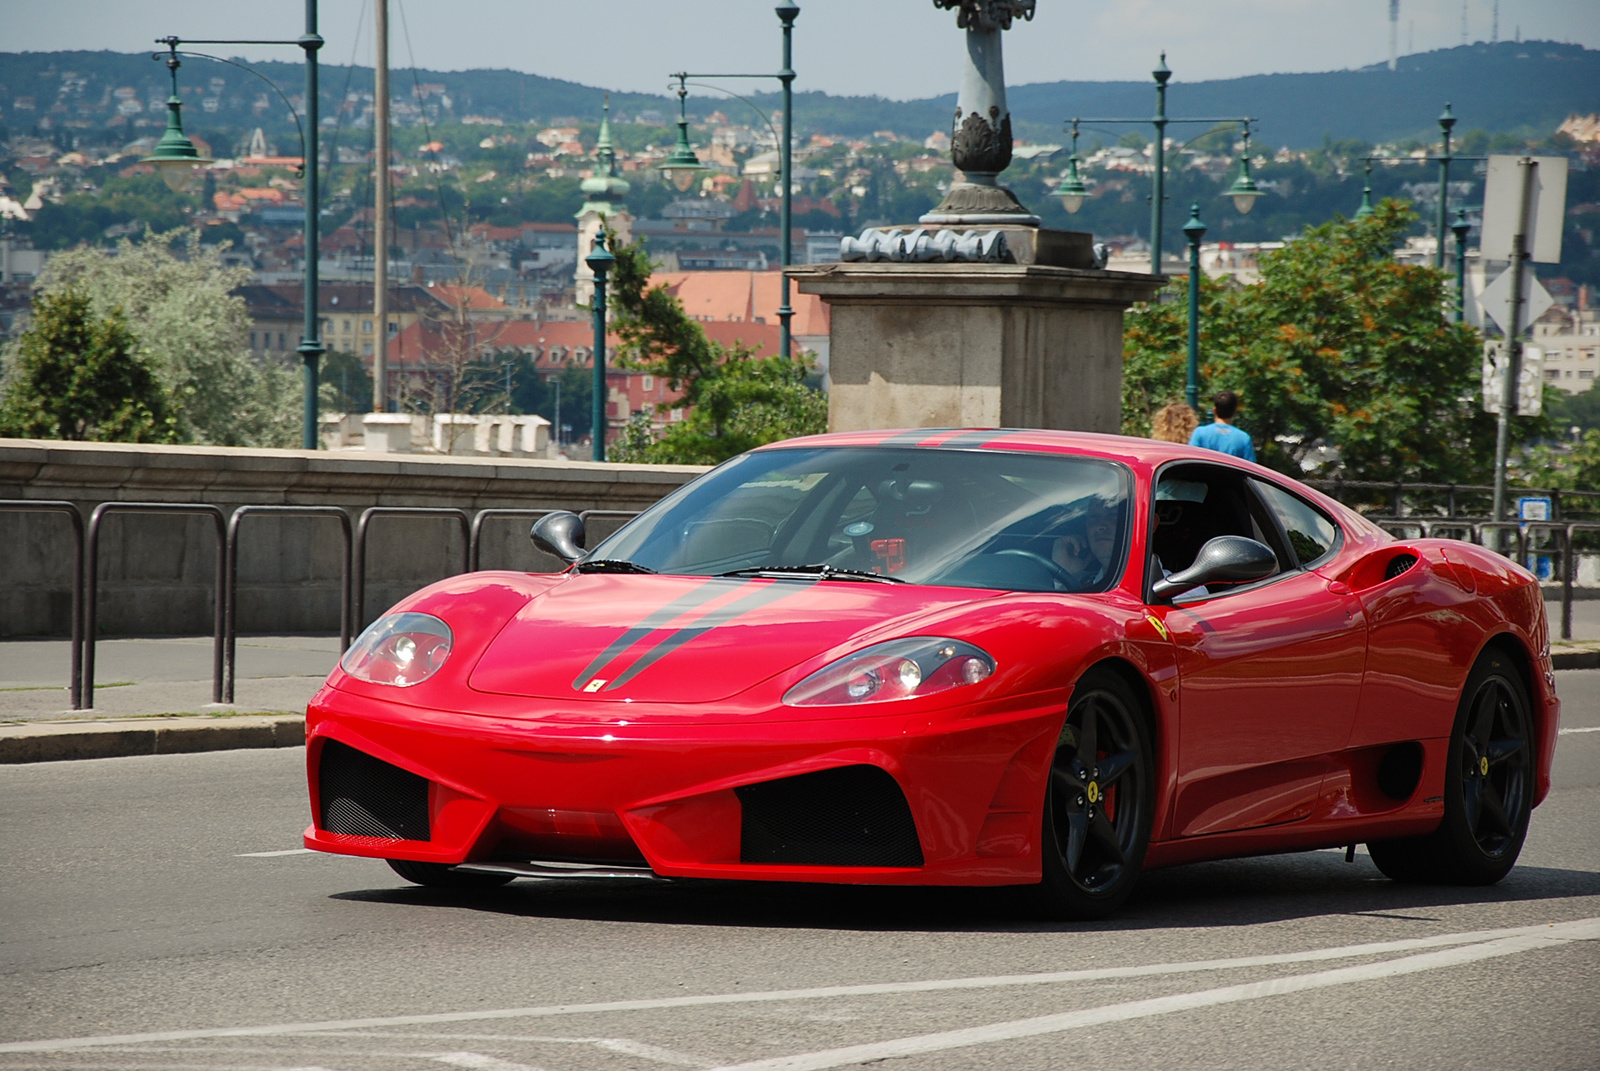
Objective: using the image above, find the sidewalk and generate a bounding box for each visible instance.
[0,634,339,722]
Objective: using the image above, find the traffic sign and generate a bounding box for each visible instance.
[1481,342,1544,416]
[1480,155,1568,264]
[1478,265,1554,336]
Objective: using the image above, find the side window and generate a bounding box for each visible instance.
[1252,480,1340,568]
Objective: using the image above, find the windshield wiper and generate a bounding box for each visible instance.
[574,558,657,575]
[716,564,905,584]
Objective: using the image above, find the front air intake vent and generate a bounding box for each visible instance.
[318,738,431,841]
[1385,553,1419,581]
[737,765,923,867]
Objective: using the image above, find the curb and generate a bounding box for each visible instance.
[0,714,305,764]
[1553,649,1600,670]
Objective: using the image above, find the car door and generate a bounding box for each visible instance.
[1146,463,1367,838]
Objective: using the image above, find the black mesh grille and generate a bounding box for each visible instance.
[318,739,431,841]
[736,765,923,867]
[1386,553,1419,581]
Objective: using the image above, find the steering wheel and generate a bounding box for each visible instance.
[995,548,1079,590]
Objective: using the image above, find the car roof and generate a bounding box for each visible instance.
[759,427,1256,472]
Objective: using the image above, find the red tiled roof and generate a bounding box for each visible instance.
[651,270,829,337]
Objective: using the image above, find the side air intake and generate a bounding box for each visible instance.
[736,765,923,867]
[318,738,431,841]
[1385,553,1419,581]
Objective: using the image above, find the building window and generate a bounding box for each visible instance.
[1581,370,1595,380]
[363,342,373,356]
[362,319,373,333]
[249,331,257,348]
[278,332,286,349]
[642,375,654,391]
[388,321,398,337]
[342,318,352,333]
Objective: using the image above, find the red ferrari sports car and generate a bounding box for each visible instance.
[304,429,1559,918]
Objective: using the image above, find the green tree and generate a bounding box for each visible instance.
[606,238,826,465]
[1122,200,1541,484]
[0,288,175,442]
[40,228,300,447]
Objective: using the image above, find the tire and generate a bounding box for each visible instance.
[387,858,515,889]
[1027,667,1155,920]
[1368,648,1535,886]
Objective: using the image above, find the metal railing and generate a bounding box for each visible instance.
[352,507,471,631]
[468,508,558,571]
[1309,478,1600,521]
[224,506,353,704]
[84,503,226,709]
[0,500,85,709]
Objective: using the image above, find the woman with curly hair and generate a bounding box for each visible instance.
[1149,401,1198,444]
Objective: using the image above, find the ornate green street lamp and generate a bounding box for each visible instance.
[585,226,616,462]
[1225,122,1263,215]
[664,2,800,359]
[1436,103,1456,270]
[1182,203,1207,413]
[1451,207,1472,323]
[1054,119,1088,214]
[1068,56,1258,274]
[656,79,710,193]
[1355,158,1376,219]
[144,47,213,192]
[143,13,325,451]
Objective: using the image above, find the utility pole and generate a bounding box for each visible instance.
[372,0,390,413]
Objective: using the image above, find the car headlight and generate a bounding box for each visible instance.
[340,612,453,687]
[783,637,995,707]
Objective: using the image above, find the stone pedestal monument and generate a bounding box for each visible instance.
[789,0,1163,435]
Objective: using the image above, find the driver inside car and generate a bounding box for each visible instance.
[1052,499,1120,591]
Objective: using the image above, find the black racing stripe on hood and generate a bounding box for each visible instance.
[601,580,805,692]
[569,579,739,692]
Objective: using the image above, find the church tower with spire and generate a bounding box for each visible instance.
[575,95,633,307]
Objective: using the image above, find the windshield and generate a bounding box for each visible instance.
[588,447,1132,593]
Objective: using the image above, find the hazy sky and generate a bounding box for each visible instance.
[9,1,1599,99]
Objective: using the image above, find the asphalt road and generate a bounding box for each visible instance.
[1,671,1597,1071]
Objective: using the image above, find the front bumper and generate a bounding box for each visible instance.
[303,682,1062,886]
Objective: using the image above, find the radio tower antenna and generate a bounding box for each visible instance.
[1491,0,1499,43]
[1389,0,1400,70]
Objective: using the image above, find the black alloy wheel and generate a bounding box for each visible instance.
[1368,648,1534,885]
[1031,667,1154,919]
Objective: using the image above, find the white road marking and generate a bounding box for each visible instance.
[1,917,1593,1055]
[284,1032,712,1067]
[235,848,315,858]
[433,1054,546,1071]
[1558,726,1600,734]
[705,919,1600,1071]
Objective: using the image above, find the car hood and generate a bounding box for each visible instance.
[467,573,1002,704]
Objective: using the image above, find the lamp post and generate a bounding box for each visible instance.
[660,2,799,360]
[1355,157,1376,219]
[1182,203,1207,413]
[1436,103,1455,270]
[1056,120,1088,214]
[1451,207,1472,323]
[585,226,615,463]
[1065,55,1257,275]
[144,9,324,450]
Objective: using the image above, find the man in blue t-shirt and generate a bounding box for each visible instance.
[1188,390,1256,461]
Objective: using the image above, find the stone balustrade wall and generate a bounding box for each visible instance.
[0,440,705,637]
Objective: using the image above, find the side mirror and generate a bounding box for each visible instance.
[1152,535,1278,599]
[531,511,586,563]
